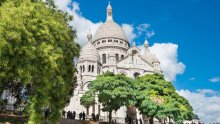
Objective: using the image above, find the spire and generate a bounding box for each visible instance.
[87,29,92,42]
[144,37,150,51]
[106,1,113,21]
[144,37,149,47]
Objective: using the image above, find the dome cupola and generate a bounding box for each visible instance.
[79,31,100,62]
[143,39,158,64]
[93,2,129,47]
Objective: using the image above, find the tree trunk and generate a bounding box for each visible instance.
[86,107,89,115]
[168,117,170,124]
[149,117,154,124]
[109,111,112,123]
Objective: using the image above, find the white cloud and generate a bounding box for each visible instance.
[54,0,103,47]
[209,77,220,83]
[150,43,185,81]
[54,0,71,12]
[136,24,151,35]
[138,43,185,81]
[68,2,103,46]
[146,30,155,38]
[122,23,155,45]
[177,89,220,123]
[136,24,155,38]
[189,77,196,81]
[122,24,136,43]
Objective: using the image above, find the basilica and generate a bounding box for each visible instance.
[65,2,162,123]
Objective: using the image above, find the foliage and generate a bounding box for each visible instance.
[135,74,194,124]
[135,74,166,123]
[80,91,95,109]
[0,99,7,110]
[82,73,193,123]
[0,0,80,123]
[81,72,135,122]
[0,0,6,6]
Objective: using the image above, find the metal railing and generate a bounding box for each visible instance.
[63,114,125,123]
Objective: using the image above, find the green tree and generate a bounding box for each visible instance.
[0,0,6,6]
[0,0,80,123]
[82,72,135,122]
[135,74,194,124]
[172,93,194,123]
[80,91,95,114]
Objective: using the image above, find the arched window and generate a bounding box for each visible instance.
[133,72,140,79]
[115,54,119,62]
[81,82,91,91]
[121,55,124,59]
[80,66,82,73]
[88,65,91,72]
[132,50,138,56]
[92,65,94,72]
[83,65,85,72]
[102,54,106,64]
[97,67,100,74]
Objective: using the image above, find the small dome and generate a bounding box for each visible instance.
[153,55,160,63]
[143,51,155,64]
[79,42,100,62]
[93,21,128,42]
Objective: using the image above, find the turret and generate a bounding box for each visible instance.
[152,55,161,73]
[106,1,113,21]
[76,30,102,91]
[142,38,162,73]
[144,38,150,51]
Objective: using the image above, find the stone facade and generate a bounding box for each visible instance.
[65,2,162,123]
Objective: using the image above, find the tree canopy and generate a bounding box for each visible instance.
[0,0,80,123]
[135,74,194,124]
[81,72,136,122]
[80,91,95,109]
[82,73,194,124]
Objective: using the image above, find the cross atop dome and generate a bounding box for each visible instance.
[106,1,113,21]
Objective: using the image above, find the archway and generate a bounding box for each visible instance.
[132,50,138,56]
[133,72,140,79]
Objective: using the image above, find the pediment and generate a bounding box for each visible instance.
[117,54,154,71]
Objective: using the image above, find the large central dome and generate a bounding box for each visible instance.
[93,2,128,42]
[94,21,128,42]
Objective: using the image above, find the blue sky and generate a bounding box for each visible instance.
[72,0,220,91]
[54,0,220,122]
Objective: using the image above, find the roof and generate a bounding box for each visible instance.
[78,41,100,62]
[93,2,128,42]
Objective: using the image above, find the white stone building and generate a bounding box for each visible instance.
[66,2,162,123]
